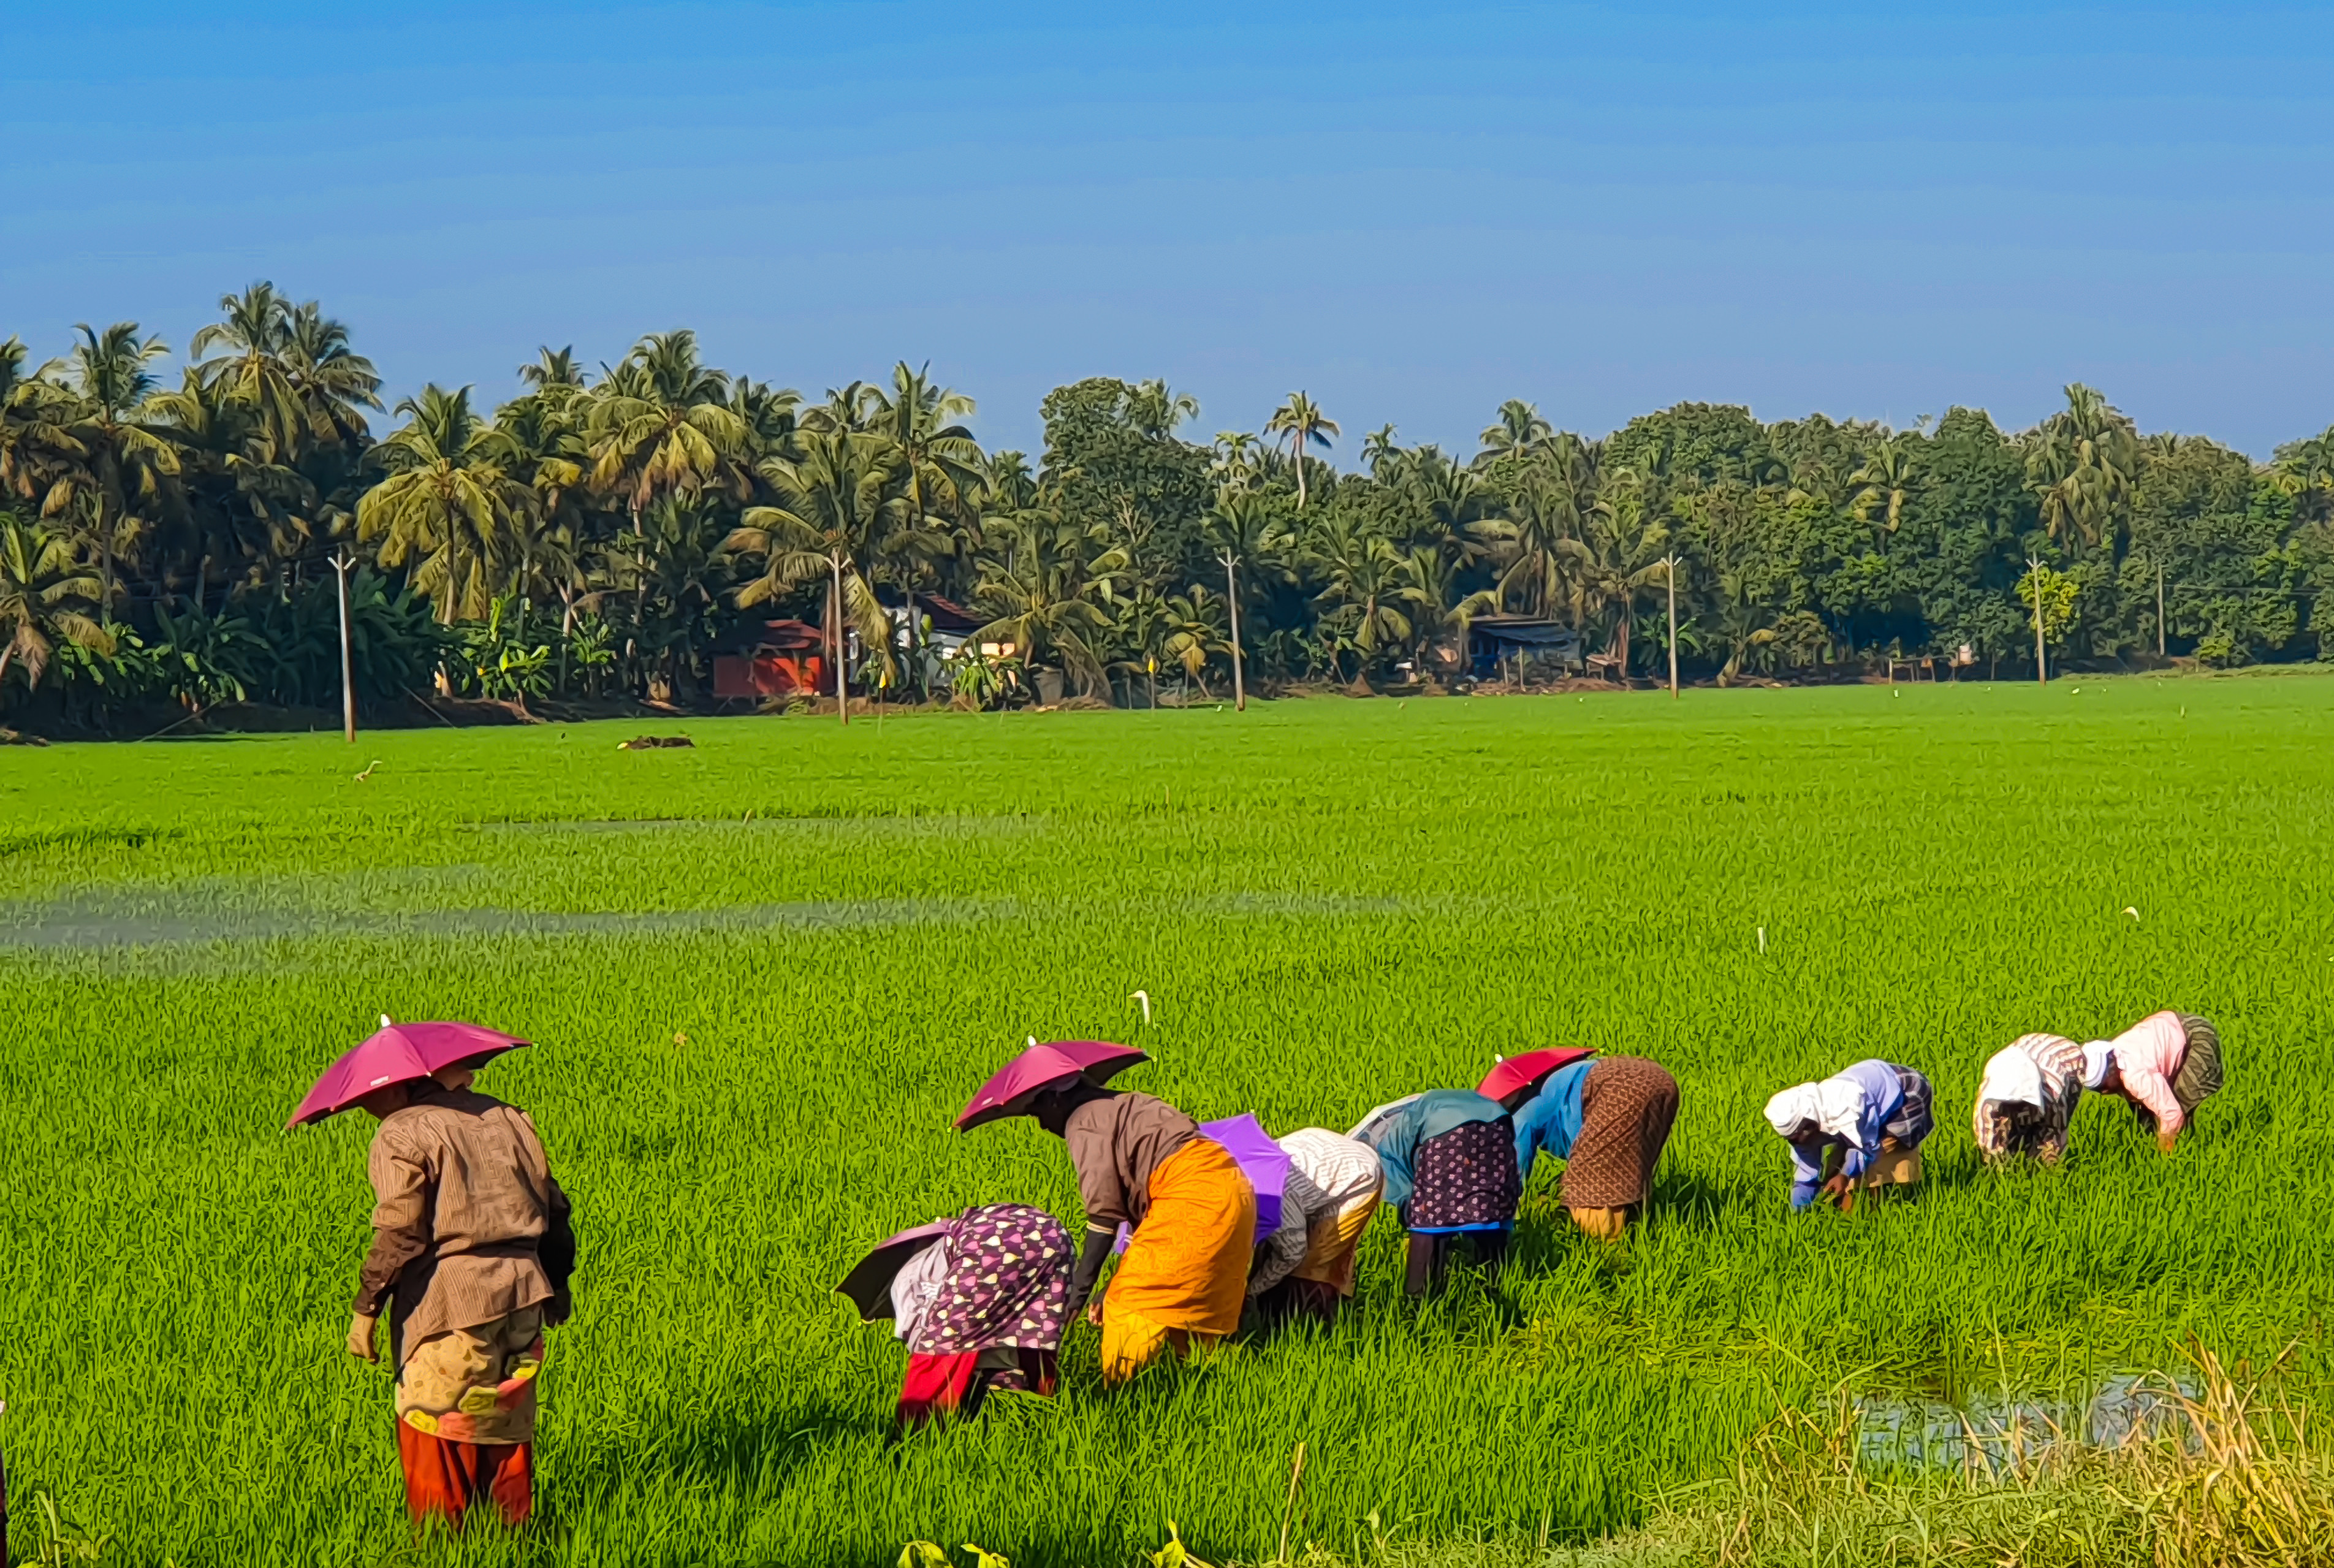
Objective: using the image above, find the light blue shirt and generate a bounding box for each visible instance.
[1354,1089,1506,1211]
[1511,1061,1595,1186]
[1784,1058,1904,1209]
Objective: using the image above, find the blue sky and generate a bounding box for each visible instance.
[6,2,2332,458]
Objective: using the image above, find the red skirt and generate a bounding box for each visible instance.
[398,1420,531,1526]
[896,1348,1059,1428]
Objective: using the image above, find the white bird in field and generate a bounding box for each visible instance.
[1131,991,1152,1026]
[2124,907,2141,922]
[355,759,380,780]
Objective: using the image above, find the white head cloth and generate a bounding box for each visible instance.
[2080,1040,2115,1090]
[1763,1083,1823,1138]
[1764,1076,1868,1140]
[1979,1046,2047,1110]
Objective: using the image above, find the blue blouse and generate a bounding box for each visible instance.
[1511,1060,1595,1185]
[1354,1089,1507,1211]
[1784,1058,1905,1209]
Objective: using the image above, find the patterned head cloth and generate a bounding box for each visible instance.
[2080,1041,2115,1090]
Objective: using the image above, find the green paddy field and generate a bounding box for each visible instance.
[3,679,2329,1566]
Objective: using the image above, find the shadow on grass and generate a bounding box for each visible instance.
[549,1393,864,1522]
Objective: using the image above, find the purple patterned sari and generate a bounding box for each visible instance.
[908,1203,1071,1387]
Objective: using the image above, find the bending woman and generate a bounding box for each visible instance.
[893,1203,1070,1428]
[1351,1090,1520,1296]
[1763,1059,1933,1211]
[1498,1056,1678,1239]
[1974,1033,2085,1163]
[2083,1011,2223,1152]
[1030,1081,1256,1383]
[1248,1128,1384,1324]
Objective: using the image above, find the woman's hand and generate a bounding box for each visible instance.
[347,1312,379,1363]
[1819,1173,1854,1211]
[1084,1295,1106,1326]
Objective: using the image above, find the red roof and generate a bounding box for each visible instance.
[736,618,823,652]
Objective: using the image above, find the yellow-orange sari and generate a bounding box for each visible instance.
[1100,1139,1256,1382]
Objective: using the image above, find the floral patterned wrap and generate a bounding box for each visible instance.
[395,1306,544,1445]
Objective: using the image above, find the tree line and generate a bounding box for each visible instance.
[7,281,2334,728]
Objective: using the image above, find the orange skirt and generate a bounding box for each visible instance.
[397,1421,530,1527]
[1100,1139,1256,1382]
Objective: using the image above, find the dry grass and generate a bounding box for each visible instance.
[1285,1349,2334,1568]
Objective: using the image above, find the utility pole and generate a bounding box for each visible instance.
[332,549,357,744]
[1663,553,1681,699]
[2156,561,2167,658]
[831,550,848,726]
[1221,549,1246,711]
[2028,555,2047,685]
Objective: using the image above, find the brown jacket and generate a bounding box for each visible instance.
[352,1087,576,1368]
[1063,1090,1199,1231]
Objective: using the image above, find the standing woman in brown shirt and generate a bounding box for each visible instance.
[346,1061,576,1529]
[1028,1083,1256,1383]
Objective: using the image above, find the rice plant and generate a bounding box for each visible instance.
[2,677,2328,1565]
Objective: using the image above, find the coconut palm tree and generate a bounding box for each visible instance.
[1127,379,1200,440]
[46,322,180,618]
[968,513,1131,696]
[2271,427,2334,523]
[1556,476,1671,674]
[357,386,530,623]
[1491,459,1587,617]
[190,283,305,455]
[520,346,587,391]
[2024,383,2140,554]
[1848,438,1914,533]
[1160,584,1230,697]
[1394,545,1499,685]
[191,285,379,456]
[1308,523,1412,688]
[584,330,750,514]
[0,341,85,516]
[283,301,383,447]
[800,381,879,436]
[0,513,112,698]
[1396,447,1500,566]
[1211,431,1262,492]
[1475,399,1553,468]
[726,427,921,689]
[148,367,323,597]
[728,376,804,462]
[866,364,979,499]
[1265,392,1340,509]
[1204,486,1295,709]
[493,392,593,631]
